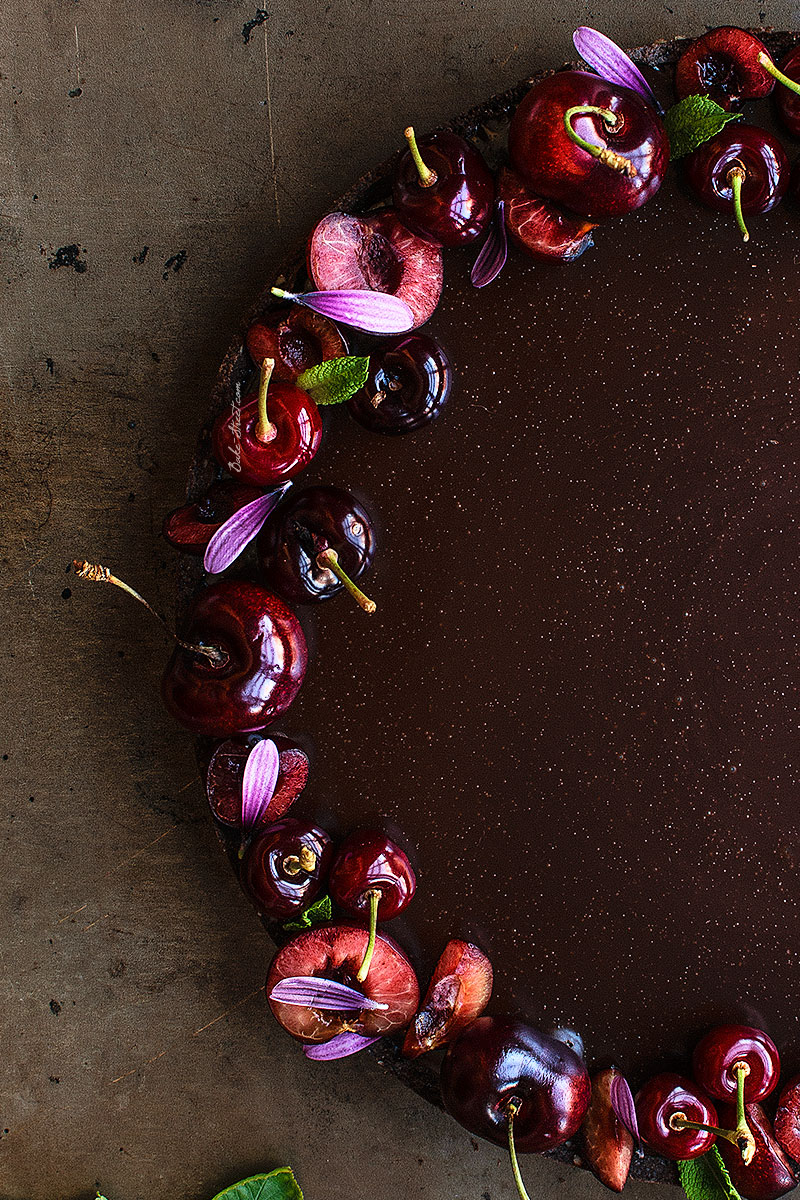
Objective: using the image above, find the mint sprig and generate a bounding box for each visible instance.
[678,1147,743,1200]
[211,1168,303,1200]
[297,355,370,406]
[283,893,332,932]
[664,95,743,160]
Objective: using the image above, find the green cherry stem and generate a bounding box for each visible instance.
[356,888,381,983]
[727,164,750,243]
[758,52,800,97]
[563,106,636,176]
[670,1067,755,1166]
[316,547,377,614]
[404,126,438,188]
[255,357,277,444]
[506,1099,532,1200]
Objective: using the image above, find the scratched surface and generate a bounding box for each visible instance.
[2,2,797,1198]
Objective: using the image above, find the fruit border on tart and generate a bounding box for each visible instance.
[74,25,800,1200]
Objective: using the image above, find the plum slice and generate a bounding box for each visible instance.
[246,306,346,382]
[402,938,492,1058]
[775,1075,800,1162]
[582,1068,634,1192]
[308,210,443,330]
[266,923,420,1042]
[499,167,596,262]
[206,733,309,827]
[162,480,264,555]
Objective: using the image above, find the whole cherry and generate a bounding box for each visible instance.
[684,125,789,242]
[635,1073,719,1161]
[212,357,323,487]
[509,70,669,220]
[329,829,416,983]
[257,485,377,614]
[392,126,494,246]
[692,1024,781,1164]
[242,817,333,919]
[717,1104,797,1200]
[347,333,452,435]
[676,27,800,111]
[162,479,264,555]
[246,306,346,382]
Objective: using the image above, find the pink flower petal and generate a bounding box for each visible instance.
[303,1032,382,1061]
[471,200,508,288]
[241,738,280,832]
[204,485,289,575]
[270,977,387,1012]
[610,1071,641,1144]
[573,27,660,110]
[272,287,414,335]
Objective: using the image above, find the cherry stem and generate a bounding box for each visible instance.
[283,847,317,876]
[563,106,636,176]
[506,1099,532,1200]
[316,548,377,614]
[404,126,437,188]
[758,52,800,97]
[72,560,228,667]
[670,1080,755,1165]
[727,164,750,243]
[255,357,277,444]
[356,888,381,983]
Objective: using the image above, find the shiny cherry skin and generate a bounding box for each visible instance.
[246,306,346,382]
[676,28,777,110]
[206,732,309,828]
[498,166,596,261]
[718,1103,797,1200]
[693,1025,780,1104]
[392,129,494,246]
[440,1015,590,1153]
[685,126,789,219]
[257,485,375,605]
[347,333,452,435]
[242,817,332,919]
[509,71,668,220]
[329,830,415,921]
[163,479,264,555]
[211,376,322,488]
[775,47,800,137]
[636,1073,718,1160]
[161,580,307,736]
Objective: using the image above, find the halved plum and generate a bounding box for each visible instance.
[499,167,596,262]
[162,480,264,555]
[582,1068,634,1193]
[206,733,309,827]
[246,306,346,382]
[402,939,492,1058]
[266,923,420,1043]
[307,210,443,329]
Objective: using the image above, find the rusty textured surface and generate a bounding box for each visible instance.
[2,3,797,1199]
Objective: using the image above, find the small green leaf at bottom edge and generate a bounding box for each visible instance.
[296,355,370,405]
[210,1167,304,1200]
[663,94,743,160]
[678,1147,743,1200]
[283,893,332,932]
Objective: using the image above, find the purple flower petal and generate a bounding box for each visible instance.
[610,1071,641,1144]
[203,485,289,575]
[573,27,660,110]
[303,1032,382,1061]
[271,286,414,335]
[270,976,387,1012]
[241,738,280,832]
[471,200,508,289]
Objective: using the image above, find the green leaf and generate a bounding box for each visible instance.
[678,1148,743,1200]
[664,95,743,159]
[283,893,332,932]
[297,355,370,406]
[211,1167,303,1200]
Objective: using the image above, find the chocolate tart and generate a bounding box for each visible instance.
[177,31,800,1185]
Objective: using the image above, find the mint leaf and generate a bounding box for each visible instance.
[664,95,743,159]
[678,1148,743,1200]
[283,893,332,932]
[297,355,370,406]
[211,1168,303,1200]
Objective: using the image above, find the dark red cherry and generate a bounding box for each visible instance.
[685,126,789,242]
[775,47,800,138]
[206,733,309,828]
[509,70,668,220]
[347,333,451,435]
[392,126,494,246]
[266,922,419,1042]
[161,579,307,736]
[211,358,322,487]
[498,166,596,261]
[676,27,800,111]
[718,1103,797,1200]
[242,817,332,919]
[329,829,415,922]
[246,306,346,382]
[162,480,264,555]
[693,1025,781,1105]
[774,1075,800,1162]
[257,485,377,612]
[636,1073,718,1160]
[440,1015,590,1156]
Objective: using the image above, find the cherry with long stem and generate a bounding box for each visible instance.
[758,51,800,97]
[506,1098,532,1200]
[72,560,228,666]
[255,357,277,444]
[670,1062,756,1164]
[355,888,381,982]
[403,126,437,187]
[317,547,376,615]
[727,164,750,242]
[563,107,636,176]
